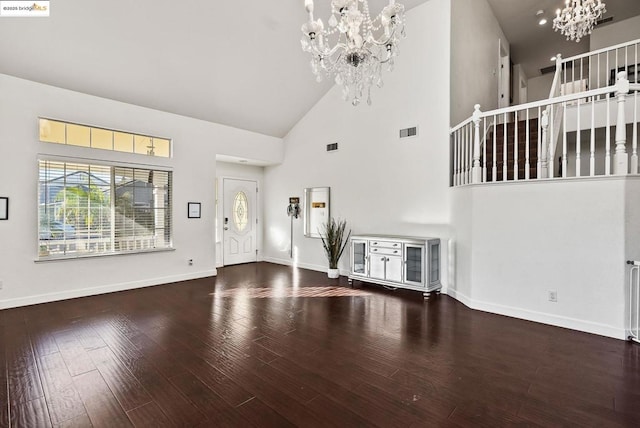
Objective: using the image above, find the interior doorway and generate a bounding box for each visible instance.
[498,39,510,109]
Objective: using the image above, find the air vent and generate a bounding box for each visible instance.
[399,126,418,139]
[326,142,339,152]
[596,16,613,26]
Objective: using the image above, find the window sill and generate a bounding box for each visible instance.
[34,247,175,263]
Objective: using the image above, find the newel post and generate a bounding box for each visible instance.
[614,71,630,175]
[472,104,482,183]
[541,110,549,178]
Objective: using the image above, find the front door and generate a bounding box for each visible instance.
[223,178,257,265]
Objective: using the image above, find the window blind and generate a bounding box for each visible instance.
[38,160,172,258]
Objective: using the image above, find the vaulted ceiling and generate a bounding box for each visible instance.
[1,1,638,138]
[0,0,425,138]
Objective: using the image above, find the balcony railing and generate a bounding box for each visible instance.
[451,73,640,186]
[558,39,640,96]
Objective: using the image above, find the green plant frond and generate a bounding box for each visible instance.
[319,217,352,269]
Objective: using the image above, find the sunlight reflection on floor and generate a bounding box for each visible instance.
[211,286,371,299]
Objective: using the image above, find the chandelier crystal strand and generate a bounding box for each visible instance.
[301,0,406,106]
[552,0,606,43]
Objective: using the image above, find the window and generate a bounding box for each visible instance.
[39,118,171,158]
[233,191,249,232]
[38,160,172,259]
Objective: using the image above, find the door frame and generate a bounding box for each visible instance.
[217,175,261,267]
[498,38,510,109]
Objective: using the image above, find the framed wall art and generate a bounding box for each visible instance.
[188,202,201,219]
[0,197,8,220]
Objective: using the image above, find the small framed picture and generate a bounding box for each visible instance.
[187,202,201,219]
[0,197,7,220]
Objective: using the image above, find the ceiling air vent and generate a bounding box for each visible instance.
[596,16,613,26]
[326,142,339,152]
[399,126,418,139]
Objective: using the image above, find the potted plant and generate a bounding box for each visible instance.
[319,217,351,278]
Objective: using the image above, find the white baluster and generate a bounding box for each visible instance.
[482,117,487,182]
[459,129,463,185]
[458,129,463,185]
[549,105,555,176]
[453,131,458,185]
[556,54,562,86]
[590,96,595,176]
[466,125,470,184]
[525,109,530,180]
[458,129,462,184]
[472,104,482,183]
[614,71,630,175]
[587,55,595,93]
[492,119,497,182]
[541,110,549,179]
[537,107,542,177]
[562,102,568,178]
[606,93,611,175]
[632,91,638,174]
[514,110,519,181]
[462,128,467,184]
[576,98,581,177]
[503,112,507,181]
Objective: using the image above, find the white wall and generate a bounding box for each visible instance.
[449,178,628,339]
[263,0,452,283]
[590,15,640,51]
[450,0,509,125]
[215,162,265,267]
[527,73,554,102]
[512,64,527,105]
[0,74,282,309]
[624,178,640,335]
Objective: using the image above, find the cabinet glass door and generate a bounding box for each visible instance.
[404,244,424,286]
[428,241,440,285]
[351,240,367,275]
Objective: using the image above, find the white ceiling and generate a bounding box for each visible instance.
[0,0,425,139]
[1,1,638,139]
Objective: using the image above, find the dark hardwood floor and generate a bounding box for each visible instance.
[1,262,640,427]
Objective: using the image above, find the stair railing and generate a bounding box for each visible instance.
[450,73,639,186]
[560,38,640,95]
[547,39,640,176]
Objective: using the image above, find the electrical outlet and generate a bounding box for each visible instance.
[188,259,193,266]
[548,290,557,302]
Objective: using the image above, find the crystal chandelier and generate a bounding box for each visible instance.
[300,0,406,106]
[553,0,606,43]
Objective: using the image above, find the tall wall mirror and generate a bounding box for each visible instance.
[303,187,330,238]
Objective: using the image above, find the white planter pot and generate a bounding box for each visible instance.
[327,268,340,279]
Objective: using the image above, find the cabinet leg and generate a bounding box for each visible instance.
[423,292,430,300]
[348,278,353,288]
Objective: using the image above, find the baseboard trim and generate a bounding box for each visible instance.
[262,257,349,276]
[0,269,217,310]
[445,288,625,340]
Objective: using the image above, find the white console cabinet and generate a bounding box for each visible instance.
[348,235,441,297]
